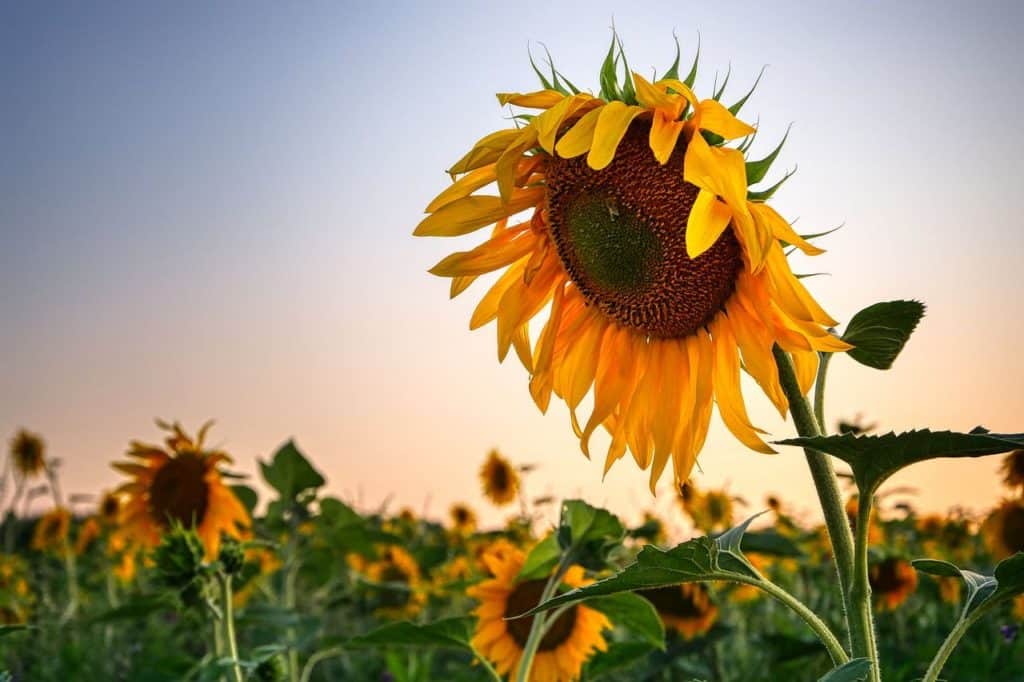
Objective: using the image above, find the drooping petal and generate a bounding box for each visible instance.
[694,99,756,140]
[555,106,604,159]
[587,101,646,170]
[425,164,498,213]
[496,89,566,109]
[686,189,733,259]
[710,316,776,454]
[748,202,824,256]
[414,188,544,237]
[535,94,599,153]
[428,224,536,277]
[649,109,686,164]
[448,129,523,176]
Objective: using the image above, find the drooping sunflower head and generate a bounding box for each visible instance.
[983,499,1024,560]
[9,429,46,479]
[479,449,520,507]
[1001,450,1024,490]
[467,544,610,680]
[31,507,71,552]
[416,33,849,493]
[641,582,719,639]
[449,503,478,534]
[112,420,250,559]
[869,557,918,611]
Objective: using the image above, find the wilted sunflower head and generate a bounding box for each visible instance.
[467,544,610,680]
[449,503,478,534]
[31,507,71,552]
[479,449,520,507]
[1001,450,1024,490]
[869,557,918,611]
[641,582,718,639]
[416,33,849,494]
[983,499,1024,560]
[9,429,46,479]
[112,420,250,559]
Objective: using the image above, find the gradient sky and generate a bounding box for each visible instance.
[3,2,1022,529]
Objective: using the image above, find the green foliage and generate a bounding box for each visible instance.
[517,533,560,580]
[153,523,207,591]
[587,593,666,649]
[777,428,1024,495]
[259,440,325,503]
[818,658,872,682]
[557,498,626,570]
[345,617,475,652]
[746,125,790,186]
[842,300,926,370]
[914,552,1024,616]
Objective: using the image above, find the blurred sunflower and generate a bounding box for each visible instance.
[112,420,249,559]
[449,503,478,534]
[1001,450,1024,490]
[982,499,1024,560]
[9,429,46,479]
[473,536,521,572]
[234,547,282,608]
[362,545,426,618]
[730,554,767,603]
[31,507,71,552]
[936,576,961,605]
[468,545,610,680]
[74,517,102,555]
[98,491,121,525]
[0,554,32,625]
[479,449,520,506]
[641,582,718,639]
[416,35,848,492]
[845,494,884,545]
[869,557,918,611]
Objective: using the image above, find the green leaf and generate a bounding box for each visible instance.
[842,300,925,370]
[776,428,1024,495]
[229,485,258,515]
[517,533,561,581]
[739,530,804,558]
[523,516,763,617]
[584,641,658,678]
[586,593,665,649]
[345,617,474,651]
[914,552,1024,617]
[259,440,325,502]
[745,124,791,186]
[818,658,872,682]
[747,166,796,201]
[557,499,626,570]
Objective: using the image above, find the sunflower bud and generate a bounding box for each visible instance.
[154,523,206,591]
[218,535,245,577]
[253,654,287,682]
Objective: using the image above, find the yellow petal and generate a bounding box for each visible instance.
[470,259,527,329]
[695,99,756,140]
[424,164,497,213]
[536,94,598,154]
[764,243,839,327]
[555,106,604,159]
[495,128,538,203]
[587,101,646,170]
[413,188,543,237]
[710,316,776,454]
[496,89,566,109]
[428,224,535,277]
[632,72,678,111]
[649,109,686,165]
[684,133,751,216]
[791,348,820,396]
[686,190,733,259]
[653,78,699,110]
[748,202,824,256]
[448,129,523,176]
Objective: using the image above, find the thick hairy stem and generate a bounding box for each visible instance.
[922,603,990,682]
[852,498,881,682]
[773,346,856,647]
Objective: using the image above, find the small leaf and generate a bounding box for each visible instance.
[915,553,1024,618]
[739,530,804,558]
[818,658,872,682]
[259,440,326,502]
[586,593,666,649]
[558,499,626,570]
[517,534,561,581]
[229,485,258,515]
[745,124,791,185]
[345,617,474,651]
[777,428,1024,495]
[842,300,925,370]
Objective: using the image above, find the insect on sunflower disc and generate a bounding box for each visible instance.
[415,35,850,491]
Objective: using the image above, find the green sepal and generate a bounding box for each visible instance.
[729,66,767,115]
[683,34,701,87]
[599,34,621,101]
[745,124,791,185]
[712,64,732,101]
[747,166,796,201]
[663,32,683,81]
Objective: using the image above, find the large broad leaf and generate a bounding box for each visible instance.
[521,516,763,617]
[345,617,474,651]
[558,499,626,570]
[586,593,666,649]
[738,530,804,558]
[584,641,659,679]
[517,534,561,581]
[259,440,325,502]
[913,552,1024,617]
[841,300,925,370]
[818,658,872,682]
[776,428,1024,495]
[229,485,259,515]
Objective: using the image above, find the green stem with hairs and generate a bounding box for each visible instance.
[515,556,572,682]
[922,600,994,682]
[773,346,856,648]
[219,573,245,682]
[852,497,881,682]
[813,351,833,434]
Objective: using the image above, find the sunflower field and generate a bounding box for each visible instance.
[4,29,1024,682]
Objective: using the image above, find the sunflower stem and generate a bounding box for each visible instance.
[772,346,856,649]
[813,351,833,434]
[921,600,992,682]
[852,496,881,682]
[219,573,245,682]
[515,555,572,682]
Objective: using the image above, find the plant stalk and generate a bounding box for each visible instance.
[515,556,571,682]
[852,497,881,682]
[220,574,245,682]
[922,603,990,682]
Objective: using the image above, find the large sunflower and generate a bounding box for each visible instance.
[468,545,610,680]
[480,449,521,506]
[112,420,250,559]
[415,35,848,491]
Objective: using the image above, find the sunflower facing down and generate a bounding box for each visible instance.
[9,429,46,479]
[112,420,250,560]
[480,449,521,506]
[468,546,610,680]
[982,499,1024,560]
[415,35,849,492]
[869,557,918,611]
[641,582,719,639]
